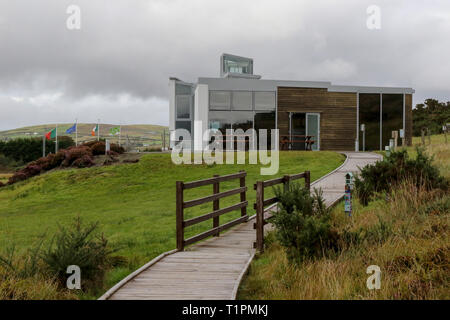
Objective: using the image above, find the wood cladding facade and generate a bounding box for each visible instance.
[277,87,357,151]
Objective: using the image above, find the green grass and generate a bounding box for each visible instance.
[0,151,344,297]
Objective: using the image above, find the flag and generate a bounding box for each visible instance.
[91,124,99,136]
[66,123,77,134]
[45,128,56,140]
[110,127,120,135]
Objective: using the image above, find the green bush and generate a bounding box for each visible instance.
[272,183,336,264]
[355,147,449,205]
[41,217,116,290]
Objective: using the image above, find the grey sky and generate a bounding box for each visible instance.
[0,0,449,131]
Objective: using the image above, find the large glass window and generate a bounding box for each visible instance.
[254,112,276,150]
[382,94,403,148]
[176,95,190,119]
[359,94,381,151]
[222,55,253,75]
[232,92,252,110]
[210,91,231,110]
[255,92,276,111]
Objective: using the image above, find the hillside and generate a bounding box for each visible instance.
[0,151,345,298]
[0,123,169,147]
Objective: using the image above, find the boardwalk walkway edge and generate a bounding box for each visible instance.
[98,249,179,300]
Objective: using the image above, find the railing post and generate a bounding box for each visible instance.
[239,170,247,219]
[283,175,291,193]
[213,174,220,236]
[176,181,184,251]
[255,181,265,253]
[305,171,311,192]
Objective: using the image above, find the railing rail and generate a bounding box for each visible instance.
[253,171,310,252]
[176,170,248,251]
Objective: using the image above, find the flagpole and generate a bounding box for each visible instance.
[97,119,100,142]
[75,119,78,146]
[55,124,58,153]
[119,124,122,147]
[42,134,46,157]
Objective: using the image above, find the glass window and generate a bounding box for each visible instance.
[175,121,191,133]
[210,91,231,110]
[255,92,276,111]
[359,93,381,151]
[254,112,276,150]
[176,95,190,119]
[231,111,254,151]
[209,111,232,150]
[382,94,403,148]
[223,56,252,75]
[232,92,253,110]
[175,83,192,95]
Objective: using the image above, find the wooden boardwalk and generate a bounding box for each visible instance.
[100,152,382,300]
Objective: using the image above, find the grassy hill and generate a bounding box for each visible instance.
[0,151,345,298]
[0,123,169,147]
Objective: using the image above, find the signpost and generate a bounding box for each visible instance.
[345,172,354,217]
[399,129,405,147]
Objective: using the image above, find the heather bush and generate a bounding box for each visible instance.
[272,183,335,264]
[355,147,449,205]
[91,142,106,155]
[72,154,95,168]
[62,146,93,167]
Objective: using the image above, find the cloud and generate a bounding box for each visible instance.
[0,0,449,130]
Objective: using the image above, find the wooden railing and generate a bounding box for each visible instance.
[176,171,248,251]
[253,171,311,252]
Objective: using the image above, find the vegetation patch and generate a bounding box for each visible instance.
[0,217,124,299]
[238,135,450,300]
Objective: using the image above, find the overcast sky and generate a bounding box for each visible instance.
[0,0,449,131]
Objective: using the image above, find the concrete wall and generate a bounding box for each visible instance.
[194,84,209,151]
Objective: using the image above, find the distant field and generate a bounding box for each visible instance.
[0,151,345,298]
[0,123,169,147]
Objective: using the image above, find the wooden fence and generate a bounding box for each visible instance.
[176,171,248,251]
[253,171,311,252]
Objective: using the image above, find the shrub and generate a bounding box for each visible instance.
[62,146,93,167]
[355,147,449,205]
[41,217,117,291]
[72,154,95,168]
[110,144,125,154]
[272,183,335,264]
[0,136,74,163]
[91,142,106,155]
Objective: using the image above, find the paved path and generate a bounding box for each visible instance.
[100,152,382,300]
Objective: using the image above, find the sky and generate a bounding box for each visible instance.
[0,0,449,131]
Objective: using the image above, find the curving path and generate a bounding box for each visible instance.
[99,152,382,300]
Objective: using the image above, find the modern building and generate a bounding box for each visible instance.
[169,53,414,152]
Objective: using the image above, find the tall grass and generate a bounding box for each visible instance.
[239,181,449,299]
[239,135,449,300]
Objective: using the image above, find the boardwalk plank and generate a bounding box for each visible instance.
[103,152,381,300]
